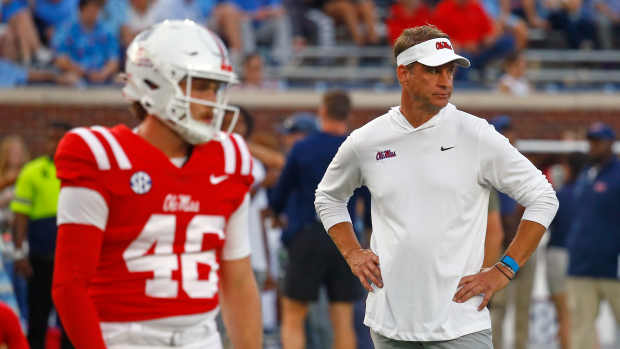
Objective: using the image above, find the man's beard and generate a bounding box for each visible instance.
[412,91,443,115]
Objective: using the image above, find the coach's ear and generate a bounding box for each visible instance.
[396,64,413,87]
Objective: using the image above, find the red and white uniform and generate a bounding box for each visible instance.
[53,125,253,348]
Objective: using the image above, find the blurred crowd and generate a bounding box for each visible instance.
[0,90,618,349]
[0,0,618,88]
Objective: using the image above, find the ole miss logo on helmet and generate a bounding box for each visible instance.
[436,41,452,50]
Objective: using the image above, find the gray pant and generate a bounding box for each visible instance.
[370,329,493,349]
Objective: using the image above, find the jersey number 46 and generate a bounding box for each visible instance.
[123,214,225,299]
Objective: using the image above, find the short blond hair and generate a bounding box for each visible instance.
[393,25,450,60]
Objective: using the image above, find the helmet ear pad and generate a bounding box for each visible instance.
[122,20,239,144]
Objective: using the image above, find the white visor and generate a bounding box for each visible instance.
[396,38,470,68]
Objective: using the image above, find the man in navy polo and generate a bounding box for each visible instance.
[566,122,620,349]
[270,90,363,349]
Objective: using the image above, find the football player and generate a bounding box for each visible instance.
[51,20,261,349]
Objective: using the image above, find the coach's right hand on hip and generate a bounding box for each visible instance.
[344,247,383,292]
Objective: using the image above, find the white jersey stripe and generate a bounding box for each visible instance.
[71,128,111,170]
[92,126,132,170]
[232,134,251,175]
[220,134,236,174]
[58,187,109,230]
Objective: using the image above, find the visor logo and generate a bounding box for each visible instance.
[435,42,452,50]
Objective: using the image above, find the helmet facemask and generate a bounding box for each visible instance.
[165,68,239,144]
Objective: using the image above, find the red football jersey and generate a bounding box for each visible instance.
[54,125,253,322]
[0,302,28,349]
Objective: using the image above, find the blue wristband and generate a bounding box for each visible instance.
[501,255,520,273]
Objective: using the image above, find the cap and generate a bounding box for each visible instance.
[490,115,512,134]
[586,122,616,140]
[277,113,319,134]
[396,38,470,68]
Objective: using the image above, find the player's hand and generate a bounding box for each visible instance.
[344,248,382,292]
[452,264,511,311]
[14,258,33,278]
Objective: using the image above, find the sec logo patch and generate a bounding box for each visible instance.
[130,171,152,194]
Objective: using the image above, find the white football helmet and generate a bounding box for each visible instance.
[123,20,239,144]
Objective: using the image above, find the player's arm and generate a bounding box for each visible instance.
[315,133,382,292]
[483,190,504,268]
[454,124,558,309]
[51,131,110,349]
[219,194,262,349]
[52,188,107,349]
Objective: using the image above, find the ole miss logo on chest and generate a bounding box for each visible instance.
[376,149,397,160]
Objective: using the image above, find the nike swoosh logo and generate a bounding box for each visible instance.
[440,146,455,151]
[210,174,228,185]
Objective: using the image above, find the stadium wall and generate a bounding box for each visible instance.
[1,88,619,156]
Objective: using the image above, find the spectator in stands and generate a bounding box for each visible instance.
[0,58,78,87]
[10,121,73,349]
[480,0,529,50]
[548,151,588,349]
[0,301,28,349]
[385,0,433,45]
[239,52,281,89]
[233,0,292,64]
[497,51,531,96]
[297,0,378,46]
[120,0,164,48]
[566,122,620,349]
[284,0,336,50]
[594,0,620,49]
[270,91,362,349]
[99,0,129,38]
[32,0,79,43]
[0,0,52,65]
[518,0,598,48]
[155,0,244,67]
[52,0,120,85]
[432,0,515,80]
[487,115,537,349]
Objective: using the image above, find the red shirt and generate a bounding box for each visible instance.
[0,303,28,349]
[386,2,433,44]
[54,125,253,322]
[432,0,493,47]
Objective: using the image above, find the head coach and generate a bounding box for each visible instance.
[315,25,559,349]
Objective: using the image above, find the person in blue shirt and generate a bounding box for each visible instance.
[1,0,52,65]
[0,58,77,87]
[52,0,120,85]
[566,122,620,349]
[547,151,587,349]
[269,90,362,349]
[233,0,291,64]
[32,0,79,43]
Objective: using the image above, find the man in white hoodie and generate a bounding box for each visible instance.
[314,24,558,349]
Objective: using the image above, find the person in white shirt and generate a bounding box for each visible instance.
[314,24,559,349]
